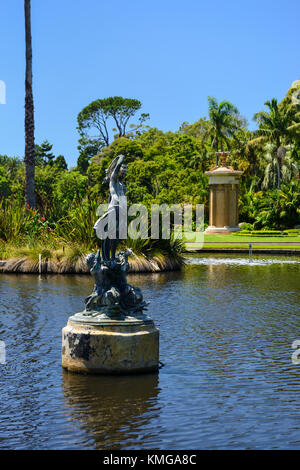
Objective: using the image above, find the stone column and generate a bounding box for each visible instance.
[205,152,242,234]
[62,313,159,374]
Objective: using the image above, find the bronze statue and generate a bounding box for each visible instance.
[84,156,147,317]
[94,155,127,262]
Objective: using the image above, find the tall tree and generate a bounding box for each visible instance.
[77,96,142,148]
[77,97,143,173]
[207,96,240,165]
[35,140,55,166]
[262,143,298,189]
[54,155,68,171]
[106,97,142,137]
[77,136,103,174]
[24,0,35,208]
[253,98,300,189]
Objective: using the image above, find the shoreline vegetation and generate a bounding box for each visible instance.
[1,246,300,275]
[0,252,184,274]
[2,232,300,274]
[1,230,300,275]
[0,243,185,274]
[0,201,185,274]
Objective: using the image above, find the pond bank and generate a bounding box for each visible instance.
[185,247,300,255]
[0,253,184,274]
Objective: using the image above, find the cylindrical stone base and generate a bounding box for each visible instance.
[62,313,159,375]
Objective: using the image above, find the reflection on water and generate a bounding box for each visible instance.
[1,255,300,449]
[62,372,160,450]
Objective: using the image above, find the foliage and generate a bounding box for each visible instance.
[54,200,99,249]
[0,200,53,243]
[53,170,88,210]
[262,143,298,189]
[35,140,55,166]
[0,166,12,198]
[0,82,300,252]
[237,231,289,236]
[252,97,300,188]
[77,96,143,148]
[207,96,242,164]
[76,96,146,173]
[54,155,68,171]
[253,98,300,148]
[77,136,103,174]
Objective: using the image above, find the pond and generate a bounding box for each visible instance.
[0,254,300,449]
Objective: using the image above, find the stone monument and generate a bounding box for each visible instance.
[205,152,243,234]
[62,155,159,374]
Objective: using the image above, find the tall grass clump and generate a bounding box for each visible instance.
[0,200,35,242]
[0,198,184,273]
[54,199,99,250]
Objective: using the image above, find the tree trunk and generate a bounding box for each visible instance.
[215,136,219,166]
[277,158,281,190]
[24,0,35,208]
[276,143,285,191]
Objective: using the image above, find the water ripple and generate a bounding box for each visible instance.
[0,256,300,449]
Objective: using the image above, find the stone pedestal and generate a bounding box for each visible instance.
[205,153,243,234]
[62,312,159,375]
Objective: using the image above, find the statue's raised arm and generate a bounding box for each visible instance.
[109,155,127,203]
[110,155,125,182]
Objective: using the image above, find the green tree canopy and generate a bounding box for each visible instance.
[77,96,143,147]
[252,98,300,188]
[77,96,144,173]
[54,155,68,171]
[35,140,55,166]
[207,96,241,164]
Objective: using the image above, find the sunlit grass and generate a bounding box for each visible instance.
[182,231,300,243]
[186,243,300,250]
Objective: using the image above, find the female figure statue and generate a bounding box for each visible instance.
[84,156,147,315]
[94,155,128,262]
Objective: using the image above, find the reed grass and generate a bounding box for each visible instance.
[0,241,184,274]
[0,199,185,273]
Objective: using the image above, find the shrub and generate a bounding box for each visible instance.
[237,230,289,236]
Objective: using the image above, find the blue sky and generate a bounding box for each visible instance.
[0,0,299,167]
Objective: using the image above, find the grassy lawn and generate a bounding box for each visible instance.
[182,232,300,244]
[185,244,300,250]
[183,231,300,251]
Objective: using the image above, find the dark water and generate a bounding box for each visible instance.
[1,254,300,449]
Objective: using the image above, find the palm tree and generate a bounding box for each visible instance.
[252,98,300,189]
[6,157,22,179]
[24,0,35,208]
[262,143,298,190]
[207,96,240,165]
[230,128,262,177]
